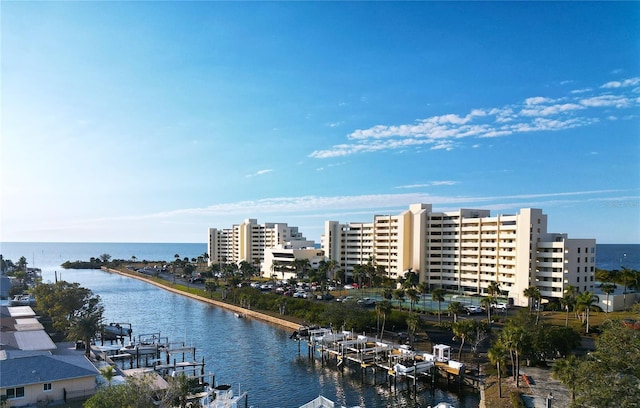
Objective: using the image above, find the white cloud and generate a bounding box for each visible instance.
[309,78,640,159]
[580,95,632,108]
[127,188,634,222]
[524,96,553,106]
[245,169,273,178]
[601,77,640,89]
[520,103,585,117]
[395,180,458,189]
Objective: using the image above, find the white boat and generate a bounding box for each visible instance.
[199,384,248,408]
[299,395,359,408]
[103,323,132,337]
[430,403,455,408]
[392,360,434,376]
[120,341,162,355]
[10,294,35,306]
[234,312,245,318]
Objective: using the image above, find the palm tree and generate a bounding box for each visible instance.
[552,354,580,403]
[452,319,475,360]
[68,313,102,358]
[480,296,494,324]
[403,268,419,289]
[406,313,421,347]
[99,365,115,387]
[523,286,542,324]
[382,288,393,301]
[488,343,508,398]
[576,291,598,334]
[431,288,446,324]
[487,281,501,299]
[500,324,527,386]
[523,286,537,316]
[375,300,393,340]
[448,301,465,324]
[405,288,419,312]
[599,282,616,313]
[418,281,429,312]
[205,279,218,298]
[393,288,406,310]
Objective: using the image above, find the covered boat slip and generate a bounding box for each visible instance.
[297,328,478,390]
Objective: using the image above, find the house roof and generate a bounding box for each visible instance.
[0,330,56,351]
[0,354,98,388]
[14,317,44,331]
[7,306,36,318]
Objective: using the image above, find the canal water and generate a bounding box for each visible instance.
[39,268,480,408]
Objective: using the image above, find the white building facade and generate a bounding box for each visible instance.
[208,219,315,268]
[262,246,326,280]
[321,204,596,307]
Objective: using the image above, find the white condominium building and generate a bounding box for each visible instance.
[321,204,595,306]
[208,219,314,267]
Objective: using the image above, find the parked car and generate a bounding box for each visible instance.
[465,305,483,314]
[357,298,376,307]
[622,318,640,330]
[492,302,510,310]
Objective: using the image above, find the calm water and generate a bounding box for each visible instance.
[0,242,481,408]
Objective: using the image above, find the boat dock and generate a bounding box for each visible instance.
[293,328,482,392]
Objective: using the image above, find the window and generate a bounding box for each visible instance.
[6,387,25,399]
[44,383,52,392]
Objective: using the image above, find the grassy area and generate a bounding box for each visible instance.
[535,308,639,334]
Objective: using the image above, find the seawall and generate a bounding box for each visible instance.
[102,267,301,331]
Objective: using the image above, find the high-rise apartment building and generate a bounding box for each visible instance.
[208,219,314,267]
[321,204,595,306]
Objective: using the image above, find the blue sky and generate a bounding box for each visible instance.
[1,1,639,244]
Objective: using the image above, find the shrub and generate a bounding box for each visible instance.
[509,391,525,408]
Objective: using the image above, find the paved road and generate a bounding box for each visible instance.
[520,366,571,408]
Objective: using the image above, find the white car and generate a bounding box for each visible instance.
[492,302,510,310]
[465,305,483,314]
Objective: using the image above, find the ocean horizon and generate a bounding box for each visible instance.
[1,242,639,272]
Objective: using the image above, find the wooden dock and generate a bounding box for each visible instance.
[293,328,481,392]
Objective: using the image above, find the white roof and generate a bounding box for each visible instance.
[14,318,44,331]
[7,306,36,318]
[14,330,57,351]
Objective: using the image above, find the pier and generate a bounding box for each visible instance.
[293,328,482,393]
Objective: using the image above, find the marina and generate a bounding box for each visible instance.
[0,243,483,408]
[56,267,479,407]
[295,328,481,393]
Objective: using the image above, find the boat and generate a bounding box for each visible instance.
[199,384,248,408]
[299,395,359,408]
[10,294,35,306]
[103,322,132,338]
[234,312,245,318]
[392,360,434,376]
[120,339,163,355]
